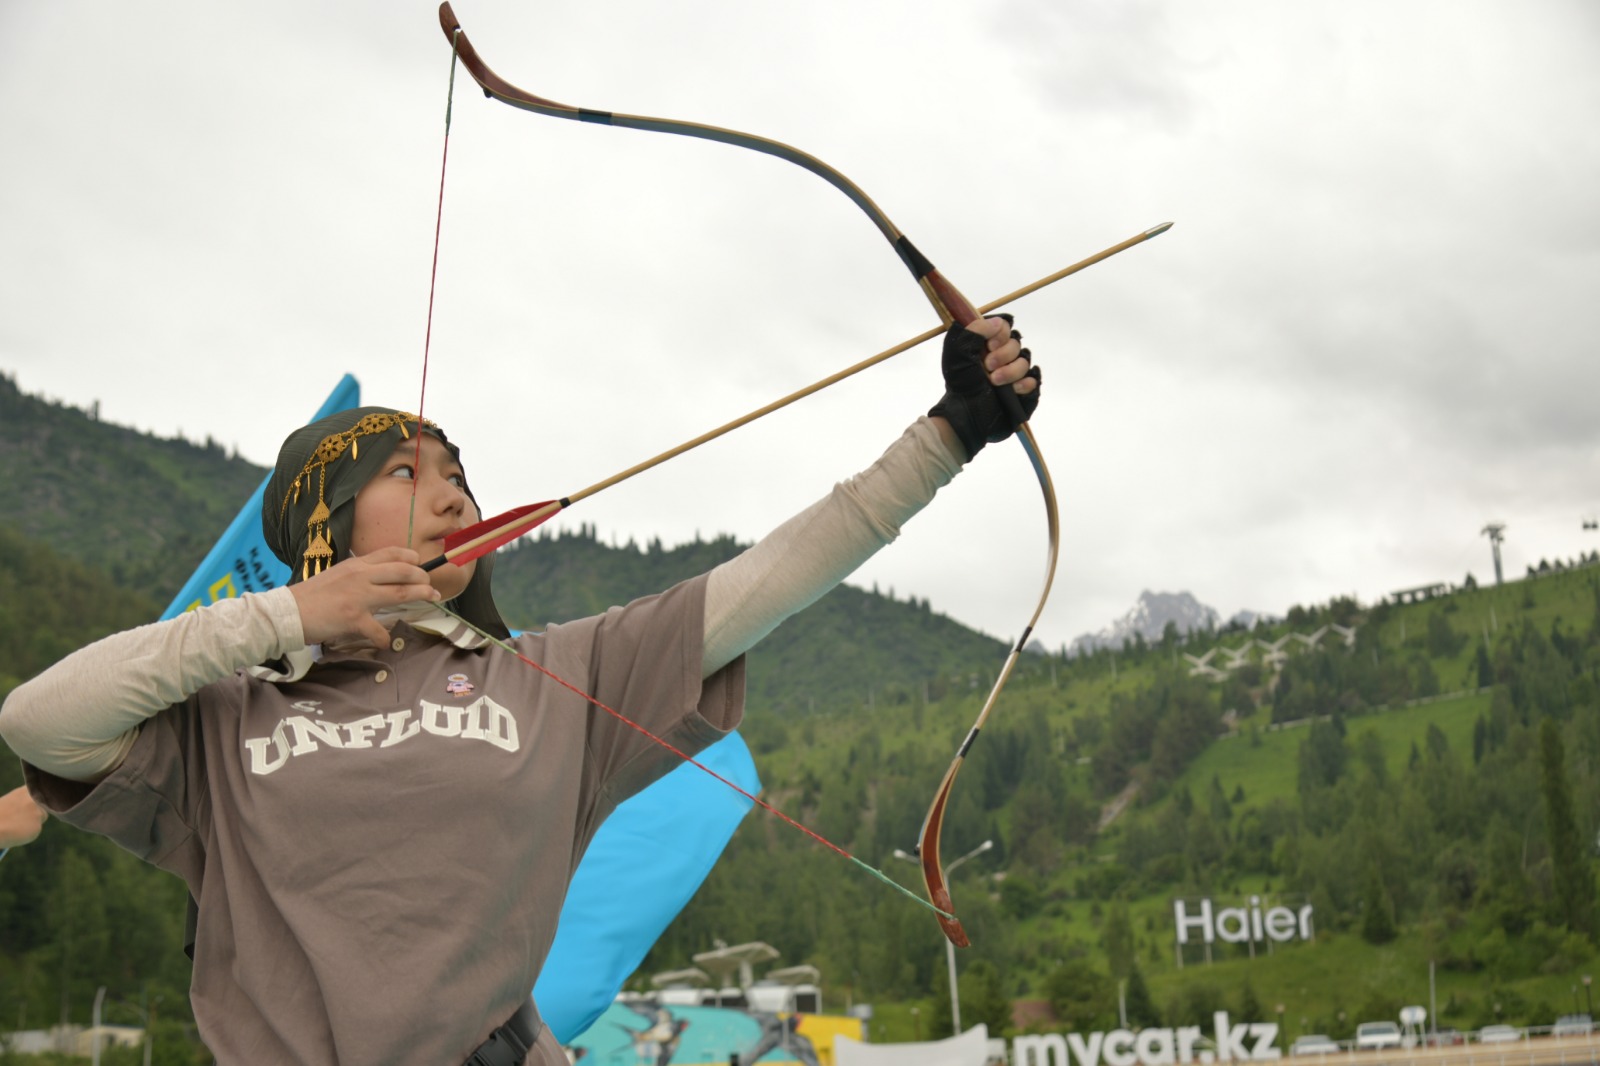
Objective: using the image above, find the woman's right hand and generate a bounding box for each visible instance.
[288,546,441,648]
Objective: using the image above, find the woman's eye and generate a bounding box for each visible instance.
[388,464,416,480]
[449,473,467,489]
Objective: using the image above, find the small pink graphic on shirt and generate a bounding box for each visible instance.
[445,673,475,696]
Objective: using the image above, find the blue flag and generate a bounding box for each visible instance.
[164,376,759,1040]
[538,733,757,1042]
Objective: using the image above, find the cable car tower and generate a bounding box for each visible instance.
[1481,523,1506,585]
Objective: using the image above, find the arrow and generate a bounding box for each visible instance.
[421,223,1171,574]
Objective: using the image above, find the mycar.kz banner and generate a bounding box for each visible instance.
[1014,1012,1281,1066]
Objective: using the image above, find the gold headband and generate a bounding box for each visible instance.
[279,411,437,579]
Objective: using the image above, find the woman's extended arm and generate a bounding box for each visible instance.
[0,590,304,783]
[701,315,1039,677]
[702,415,965,676]
[0,542,447,784]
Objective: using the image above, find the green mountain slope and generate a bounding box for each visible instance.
[0,372,263,601]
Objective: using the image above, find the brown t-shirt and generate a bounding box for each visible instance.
[27,575,743,1065]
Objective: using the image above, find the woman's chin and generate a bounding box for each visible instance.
[430,563,475,602]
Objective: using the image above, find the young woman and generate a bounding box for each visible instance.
[0,317,1038,1065]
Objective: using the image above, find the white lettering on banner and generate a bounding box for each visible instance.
[244,696,521,775]
[1174,896,1313,947]
[1068,1031,1102,1066]
[1013,1015,1279,1066]
[1016,1034,1069,1066]
[1137,1027,1176,1066]
[1214,1012,1251,1061]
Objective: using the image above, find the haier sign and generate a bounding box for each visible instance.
[1173,896,1313,948]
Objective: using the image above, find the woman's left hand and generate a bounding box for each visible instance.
[929,314,1041,461]
[969,315,1037,392]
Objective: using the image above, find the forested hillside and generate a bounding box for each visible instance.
[641,567,1600,1044]
[0,373,263,601]
[2,374,1597,1057]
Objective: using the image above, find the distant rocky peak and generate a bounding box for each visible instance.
[1069,590,1222,656]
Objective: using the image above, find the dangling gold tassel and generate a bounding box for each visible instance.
[301,469,335,578]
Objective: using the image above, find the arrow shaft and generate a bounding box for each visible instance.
[424,226,1164,571]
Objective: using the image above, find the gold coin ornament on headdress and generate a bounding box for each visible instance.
[278,411,437,579]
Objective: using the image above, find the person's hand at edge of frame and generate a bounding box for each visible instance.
[0,785,46,849]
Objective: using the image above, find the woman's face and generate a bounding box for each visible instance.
[350,433,480,601]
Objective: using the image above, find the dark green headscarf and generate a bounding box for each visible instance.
[262,405,510,639]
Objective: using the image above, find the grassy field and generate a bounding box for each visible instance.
[1173,689,1494,808]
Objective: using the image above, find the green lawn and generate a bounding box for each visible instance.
[1173,690,1493,810]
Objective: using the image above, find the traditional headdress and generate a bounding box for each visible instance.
[262,406,510,639]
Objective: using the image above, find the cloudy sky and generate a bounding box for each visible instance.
[3,2,1596,648]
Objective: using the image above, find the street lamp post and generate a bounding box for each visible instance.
[893,839,994,1037]
[114,991,164,1066]
[92,987,106,1066]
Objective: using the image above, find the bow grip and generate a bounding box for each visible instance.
[922,268,1030,430]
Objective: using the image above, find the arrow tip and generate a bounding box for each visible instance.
[1145,221,1174,238]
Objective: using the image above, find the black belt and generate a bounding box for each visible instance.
[465,1000,541,1066]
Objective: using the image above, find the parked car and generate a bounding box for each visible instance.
[1552,1015,1594,1037]
[1355,1022,1402,1050]
[1423,1028,1463,1047]
[1291,1035,1341,1056]
[1477,1025,1522,1044]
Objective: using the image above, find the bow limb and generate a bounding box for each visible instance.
[440,3,975,332]
[917,425,1059,946]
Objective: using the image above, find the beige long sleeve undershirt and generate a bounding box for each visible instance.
[0,417,964,783]
[701,416,962,672]
[0,589,306,782]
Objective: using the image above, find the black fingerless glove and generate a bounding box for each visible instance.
[928,313,1041,461]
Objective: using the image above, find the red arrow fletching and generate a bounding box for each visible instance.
[441,499,561,566]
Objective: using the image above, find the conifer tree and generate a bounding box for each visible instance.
[1125,965,1162,1027]
[1103,899,1135,980]
[1360,864,1397,944]
[1539,718,1596,937]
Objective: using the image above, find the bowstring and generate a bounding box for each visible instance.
[407,28,462,549]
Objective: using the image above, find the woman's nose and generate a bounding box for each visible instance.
[433,477,467,514]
